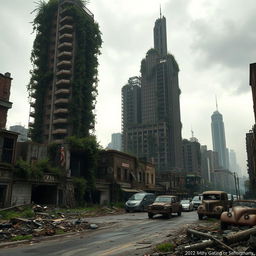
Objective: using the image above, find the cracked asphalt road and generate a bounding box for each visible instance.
[0,211,199,256]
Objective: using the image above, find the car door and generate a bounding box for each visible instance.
[171,197,178,212]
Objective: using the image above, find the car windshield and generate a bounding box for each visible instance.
[228,194,232,200]
[129,194,145,200]
[203,194,221,200]
[155,197,172,203]
[181,200,190,204]
[192,196,201,201]
[233,201,256,208]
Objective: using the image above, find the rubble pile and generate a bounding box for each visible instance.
[0,204,120,243]
[152,222,256,256]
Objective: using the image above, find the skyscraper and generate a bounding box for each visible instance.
[211,108,229,169]
[122,14,183,172]
[28,0,101,144]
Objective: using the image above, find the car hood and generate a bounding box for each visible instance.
[151,202,170,206]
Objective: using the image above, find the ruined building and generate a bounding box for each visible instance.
[122,14,183,172]
[0,72,12,129]
[246,63,256,197]
[28,0,101,144]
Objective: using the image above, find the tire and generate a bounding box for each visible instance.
[178,210,182,216]
[198,214,203,220]
[148,213,154,219]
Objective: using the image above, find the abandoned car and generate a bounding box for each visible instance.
[180,199,194,211]
[125,192,155,212]
[147,195,182,219]
[191,195,202,209]
[220,200,256,229]
[197,191,229,219]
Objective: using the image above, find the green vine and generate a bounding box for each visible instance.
[66,136,100,190]
[14,158,63,180]
[28,0,58,142]
[64,3,102,137]
[28,0,102,142]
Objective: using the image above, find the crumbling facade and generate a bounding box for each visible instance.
[246,63,256,197]
[96,150,156,204]
[0,72,12,129]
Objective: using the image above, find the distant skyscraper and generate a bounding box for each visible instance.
[182,137,201,174]
[107,133,122,151]
[229,149,241,177]
[121,77,141,131]
[122,14,183,172]
[211,107,229,169]
[9,125,28,142]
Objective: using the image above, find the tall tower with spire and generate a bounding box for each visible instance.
[211,103,229,169]
[122,11,183,172]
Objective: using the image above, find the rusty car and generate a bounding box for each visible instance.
[220,200,256,229]
[197,191,229,219]
[147,195,182,219]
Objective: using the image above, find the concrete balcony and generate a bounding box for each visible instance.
[53,108,68,114]
[56,79,70,86]
[55,89,70,96]
[30,111,35,117]
[30,101,35,108]
[56,69,72,77]
[57,60,72,68]
[53,118,68,124]
[54,98,69,105]
[59,24,73,33]
[59,33,73,43]
[58,51,72,60]
[58,42,72,50]
[60,16,73,25]
[52,139,64,144]
[52,128,68,135]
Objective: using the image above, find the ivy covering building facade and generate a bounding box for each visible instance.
[28,0,102,144]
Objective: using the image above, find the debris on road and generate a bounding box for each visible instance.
[0,204,122,243]
[147,221,256,256]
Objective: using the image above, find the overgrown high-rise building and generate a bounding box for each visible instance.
[122,14,183,172]
[28,0,102,144]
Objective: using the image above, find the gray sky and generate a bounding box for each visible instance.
[1,0,256,176]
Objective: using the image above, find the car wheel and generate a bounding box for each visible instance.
[178,210,182,216]
[148,213,154,219]
[167,211,172,219]
[198,214,203,220]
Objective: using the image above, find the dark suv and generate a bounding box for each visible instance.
[125,193,155,212]
[147,195,182,219]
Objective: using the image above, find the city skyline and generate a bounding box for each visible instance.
[1,0,256,176]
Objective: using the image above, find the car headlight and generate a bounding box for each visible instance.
[227,212,232,217]
[244,214,250,220]
[214,207,222,212]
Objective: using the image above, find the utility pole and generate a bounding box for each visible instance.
[233,172,238,198]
